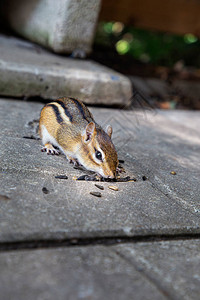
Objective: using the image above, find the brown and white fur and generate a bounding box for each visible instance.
[39,97,118,178]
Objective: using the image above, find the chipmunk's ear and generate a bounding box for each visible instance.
[106,125,112,138]
[83,122,96,143]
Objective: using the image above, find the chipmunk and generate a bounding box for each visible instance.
[39,97,118,178]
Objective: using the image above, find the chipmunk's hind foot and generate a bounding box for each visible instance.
[41,143,60,155]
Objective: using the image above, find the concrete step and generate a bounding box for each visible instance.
[0,35,132,106]
[0,245,166,300]
[0,240,200,300]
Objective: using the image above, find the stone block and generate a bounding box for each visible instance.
[0,35,132,106]
[1,240,200,299]
[3,0,101,55]
[116,240,200,300]
[0,99,200,243]
[0,246,166,300]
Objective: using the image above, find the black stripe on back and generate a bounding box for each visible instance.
[47,104,63,123]
[56,100,73,122]
[69,97,87,120]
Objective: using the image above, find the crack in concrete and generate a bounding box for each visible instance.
[0,233,200,252]
[113,249,180,300]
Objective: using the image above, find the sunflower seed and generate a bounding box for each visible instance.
[90,192,102,197]
[95,184,104,190]
[108,186,119,191]
[55,175,68,179]
[170,171,177,175]
[42,187,49,194]
[119,159,125,163]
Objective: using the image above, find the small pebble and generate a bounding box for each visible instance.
[170,171,176,175]
[95,184,104,190]
[55,175,68,179]
[108,186,119,191]
[90,192,102,197]
[42,187,49,194]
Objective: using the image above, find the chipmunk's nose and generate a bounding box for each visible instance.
[107,171,116,179]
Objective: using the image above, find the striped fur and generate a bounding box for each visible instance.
[55,100,73,122]
[39,97,118,178]
[46,104,63,124]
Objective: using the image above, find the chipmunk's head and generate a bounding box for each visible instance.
[79,122,118,178]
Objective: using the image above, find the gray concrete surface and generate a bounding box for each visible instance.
[1,98,200,242]
[0,35,132,105]
[0,246,167,300]
[3,0,101,54]
[116,240,200,300]
[1,240,199,300]
[0,97,200,299]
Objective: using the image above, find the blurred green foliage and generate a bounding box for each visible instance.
[95,22,200,68]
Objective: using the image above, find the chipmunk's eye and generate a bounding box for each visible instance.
[95,150,102,161]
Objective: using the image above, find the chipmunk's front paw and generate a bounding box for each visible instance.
[116,166,125,174]
[41,143,60,155]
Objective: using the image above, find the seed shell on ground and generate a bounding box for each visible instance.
[55,175,68,179]
[90,192,102,197]
[119,159,125,163]
[95,184,104,190]
[108,186,119,191]
[42,187,49,194]
[170,171,177,175]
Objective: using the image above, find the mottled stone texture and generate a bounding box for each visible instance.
[0,98,200,300]
[0,241,200,300]
[0,246,167,300]
[0,99,200,243]
[3,0,101,54]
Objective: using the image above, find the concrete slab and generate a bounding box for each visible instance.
[3,0,101,54]
[0,35,132,105]
[118,108,200,215]
[115,239,200,300]
[0,240,199,300]
[0,98,200,242]
[0,246,167,300]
